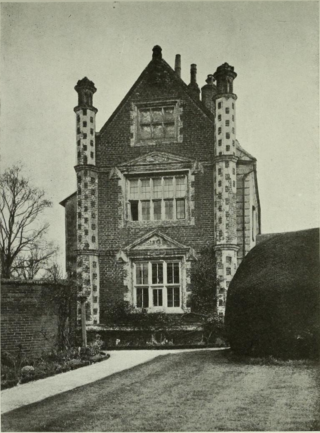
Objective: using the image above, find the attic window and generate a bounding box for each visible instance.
[138,106,175,141]
[132,101,182,146]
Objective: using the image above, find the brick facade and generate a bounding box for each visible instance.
[61,46,261,324]
[1,280,77,357]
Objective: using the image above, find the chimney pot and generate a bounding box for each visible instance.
[152,45,162,60]
[175,54,181,78]
[190,64,197,84]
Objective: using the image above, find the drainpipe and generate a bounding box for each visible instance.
[242,170,254,259]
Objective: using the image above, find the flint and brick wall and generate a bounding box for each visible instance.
[1,280,77,357]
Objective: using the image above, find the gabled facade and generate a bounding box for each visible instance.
[60,45,261,325]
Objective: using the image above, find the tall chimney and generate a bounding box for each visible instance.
[187,64,200,100]
[175,54,181,78]
[201,74,217,114]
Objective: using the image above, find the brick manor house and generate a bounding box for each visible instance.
[60,45,261,325]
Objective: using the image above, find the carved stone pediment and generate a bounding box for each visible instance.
[115,230,196,262]
[126,230,189,252]
[118,151,194,171]
[132,234,180,250]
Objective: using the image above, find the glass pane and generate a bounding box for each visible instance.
[165,200,173,220]
[137,288,142,307]
[152,263,163,284]
[163,107,174,122]
[176,199,185,219]
[130,179,139,198]
[140,179,150,199]
[175,177,186,197]
[167,288,173,307]
[164,124,175,138]
[153,178,162,198]
[174,263,180,283]
[136,263,148,285]
[151,108,163,123]
[153,200,161,220]
[143,288,149,308]
[153,289,163,307]
[137,287,149,308]
[167,263,180,284]
[139,109,151,124]
[130,201,139,221]
[141,201,150,221]
[140,125,152,140]
[153,124,164,139]
[174,287,180,307]
[163,178,173,198]
[167,263,173,284]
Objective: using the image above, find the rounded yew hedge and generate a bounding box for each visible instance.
[225,228,320,359]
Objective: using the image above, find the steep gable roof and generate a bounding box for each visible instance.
[236,140,256,162]
[59,191,76,207]
[99,47,214,136]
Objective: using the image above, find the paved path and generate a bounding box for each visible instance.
[1,348,224,414]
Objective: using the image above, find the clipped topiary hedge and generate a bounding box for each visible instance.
[225,228,320,359]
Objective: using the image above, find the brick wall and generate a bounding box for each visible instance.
[95,61,218,314]
[64,194,77,276]
[1,280,77,357]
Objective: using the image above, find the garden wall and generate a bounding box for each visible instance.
[1,280,77,358]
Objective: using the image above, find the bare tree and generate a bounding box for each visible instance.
[44,261,66,282]
[12,241,58,280]
[0,165,56,279]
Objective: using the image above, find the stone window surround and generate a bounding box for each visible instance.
[111,165,196,228]
[132,259,183,313]
[116,230,196,314]
[119,250,192,314]
[123,169,195,228]
[130,100,183,147]
[127,174,187,223]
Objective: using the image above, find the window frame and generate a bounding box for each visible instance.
[133,260,182,311]
[127,174,188,223]
[132,100,182,146]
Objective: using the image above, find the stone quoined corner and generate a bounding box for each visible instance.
[60,45,261,332]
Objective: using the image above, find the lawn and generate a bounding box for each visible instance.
[2,350,319,432]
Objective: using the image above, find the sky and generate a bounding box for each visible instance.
[1,1,319,270]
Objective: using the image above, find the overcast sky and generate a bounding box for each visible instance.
[1,1,319,269]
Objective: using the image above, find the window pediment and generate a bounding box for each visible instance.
[118,151,194,173]
[126,231,189,252]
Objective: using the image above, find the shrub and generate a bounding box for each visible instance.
[225,228,320,359]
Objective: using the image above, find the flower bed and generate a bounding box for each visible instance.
[1,336,110,390]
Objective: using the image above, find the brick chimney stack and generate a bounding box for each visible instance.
[188,64,200,100]
[175,54,181,78]
[201,74,217,115]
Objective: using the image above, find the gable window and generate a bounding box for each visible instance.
[134,260,181,309]
[128,175,187,222]
[138,106,175,141]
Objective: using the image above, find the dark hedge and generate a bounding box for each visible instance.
[225,228,320,359]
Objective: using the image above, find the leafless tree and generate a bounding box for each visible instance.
[12,241,58,280]
[0,165,56,279]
